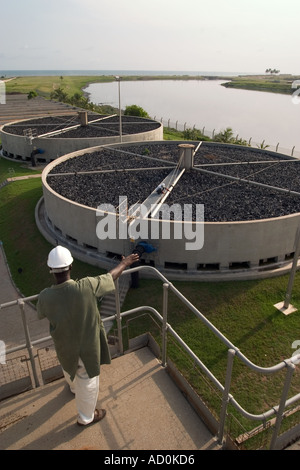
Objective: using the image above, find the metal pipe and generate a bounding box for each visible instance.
[2,265,300,441]
[120,266,294,374]
[193,165,300,197]
[162,283,169,367]
[192,141,202,156]
[218,349,236,445]
[114,278,123,355]
[107,299,300,425]
[270,361,296,450]
[194,158,299,168]
[115,76,122,143]
[1,294,38,309]
[18,299,40,388]
[47,166,170,178]
[6,335,52,355]
[283,224,300,308]
[100,145,176,167]
[167,324,224,392]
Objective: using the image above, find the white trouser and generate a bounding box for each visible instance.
[63,358,99,425]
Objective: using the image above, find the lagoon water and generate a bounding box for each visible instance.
[85,80,300,151]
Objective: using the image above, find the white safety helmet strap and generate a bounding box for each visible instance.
[47,245,73,273]
[49,266,71,274]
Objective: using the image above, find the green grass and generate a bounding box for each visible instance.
[5,74,208,100]
[0,159,103,295]
[163,127,186,140]
[6,74,300,100]
[0,156,40,184]
[122,276,300,445]
[222,74,300,95]
[5,75,115,98]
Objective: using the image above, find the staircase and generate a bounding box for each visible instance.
[100,274,132,333]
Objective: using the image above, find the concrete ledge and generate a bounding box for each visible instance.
[0,347,217,450]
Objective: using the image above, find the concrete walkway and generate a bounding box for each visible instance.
[0,94,77,127]
[0,347,218,451]
[0,243,49,349]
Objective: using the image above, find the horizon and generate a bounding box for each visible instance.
[0,69,289,77]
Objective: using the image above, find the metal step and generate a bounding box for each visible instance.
[101,275,132,333]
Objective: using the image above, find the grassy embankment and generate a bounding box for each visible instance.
[4,75,201,141]
[4,74,210,98]
[6,73,300,98]
[222,74,300,95]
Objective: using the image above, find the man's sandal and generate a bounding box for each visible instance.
[77,408,106,426]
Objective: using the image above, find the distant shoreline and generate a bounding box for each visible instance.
[3,73,300,98]
[0,69,241,78]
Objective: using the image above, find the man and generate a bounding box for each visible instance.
[37,245,139,427]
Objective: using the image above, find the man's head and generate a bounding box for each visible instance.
[47,245,73,274]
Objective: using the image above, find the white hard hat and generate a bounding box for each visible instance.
[47,245,73,273]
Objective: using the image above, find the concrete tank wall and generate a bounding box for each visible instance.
[41,146,300,279]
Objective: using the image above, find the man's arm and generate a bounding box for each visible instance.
[109,254,140,281]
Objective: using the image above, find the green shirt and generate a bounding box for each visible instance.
[37,273,115,380]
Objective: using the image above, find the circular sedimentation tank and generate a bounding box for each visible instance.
[0,112,163,163]
[38,140,300,280]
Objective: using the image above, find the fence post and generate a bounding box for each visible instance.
[18,299,40,388]
[114,278,124,355]
[269,361,295,450]
[218,348,236,446]
[162,283,169,367]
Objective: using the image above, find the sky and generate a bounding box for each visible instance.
[1,0,300,74]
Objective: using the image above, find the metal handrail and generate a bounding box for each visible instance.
[1,264,300,450]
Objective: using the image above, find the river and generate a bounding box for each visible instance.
[85,79,300,152]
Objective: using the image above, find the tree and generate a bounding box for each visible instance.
[183,127,209,141]
[213,127,249,146]
[50,87,68,102]
[124,104,149,118]
[214,127,235,143]
[265,68,280,74]
[27,90,38,100]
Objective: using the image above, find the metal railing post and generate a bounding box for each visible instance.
[162,283,169,367]
[114,278,124,355]
[270,361,295,450]
[18,299,40,388]
[218,348,236,446]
